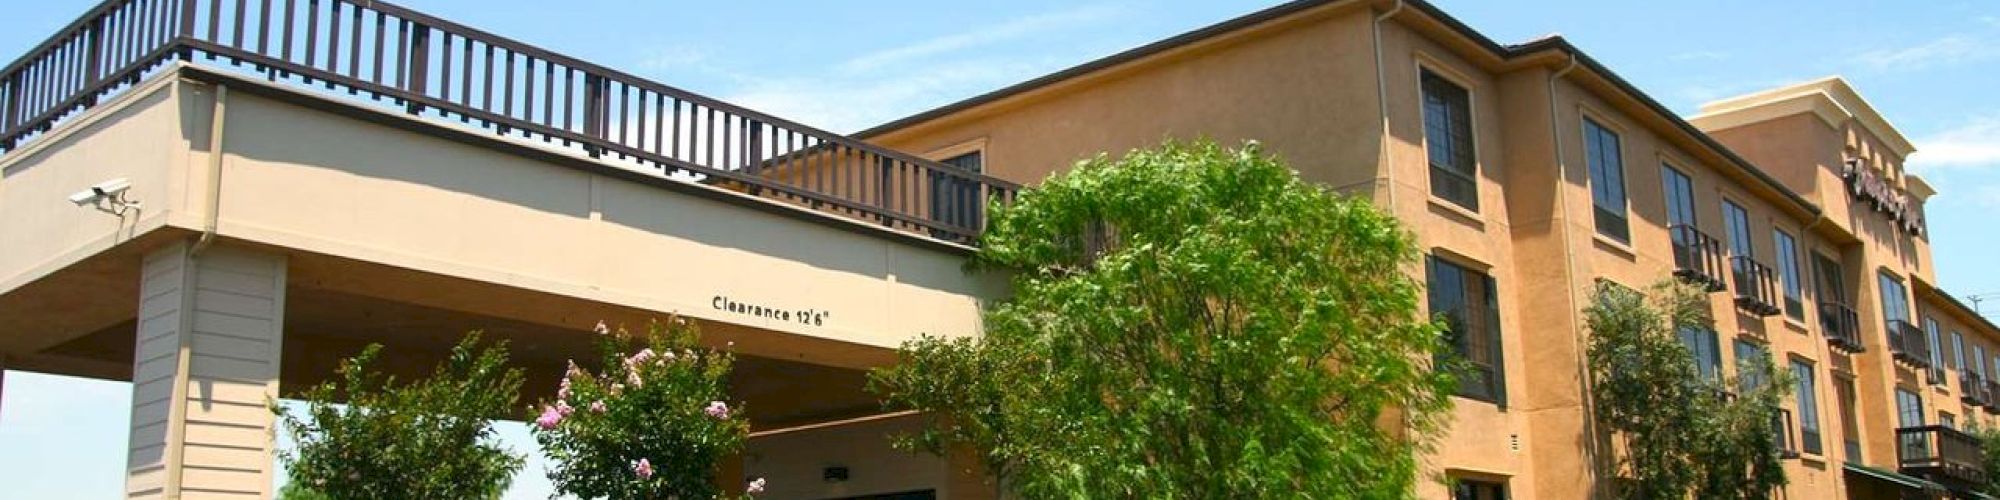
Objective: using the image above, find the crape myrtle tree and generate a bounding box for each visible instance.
[1585,281,1791,499]
[869,140,1458,498]
[275,333,526,499]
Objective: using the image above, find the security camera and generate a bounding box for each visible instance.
[68,178,139,215]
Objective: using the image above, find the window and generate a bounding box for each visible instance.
[1836,376,1861,458]
[1896,388,1926,460]
[1943,412,1957,430]
[1583,118,1628,242]
[1680,327,1722,382]
[1977,345,1989,382]
[1792,360,1822,455]
[1774,230,1804,320]
[1813,253,1846,304]
[1923,317,1945,384]
[1723,200,1753,258]
[1662,165,1697,229]
[1954,331,1968,374]
[929,151,984,238]
[1452,478,1508,500]
[1880,272,1911,326]
[1735,339,1769,393]
[1422,71,1477,211]
[1428,257,1505,404]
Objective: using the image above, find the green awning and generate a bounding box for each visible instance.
[1842,462,1945,492]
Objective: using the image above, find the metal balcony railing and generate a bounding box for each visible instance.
[1670,224,1728,292]
[1897,425,1987,486]
[1988,382,2000,415]
[1729,255,1782,317]
[0,0,1020,245]
[1820,301,1864,353]
[1887,319,1932,370]
[1963,373,1990,408]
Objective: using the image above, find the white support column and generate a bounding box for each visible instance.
[127,242,286,500]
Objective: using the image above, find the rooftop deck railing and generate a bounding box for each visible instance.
[0,0,1020,245]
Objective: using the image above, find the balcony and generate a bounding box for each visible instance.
[1729,256,1782,317]
[1670,225,1728,292]
[1988,382,2000,415]
[0,0,1018,245]
[1963,373,1991,408]
[1820,301,1865,353]
[1888,319,1933,369]
[1898,425,1988,487]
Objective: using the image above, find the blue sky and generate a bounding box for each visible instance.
[2,1,1998,498]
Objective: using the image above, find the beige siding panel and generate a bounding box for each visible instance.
[181,490,263,500]
[184,400,270,424]
[190,311,275,342]
[182,444,270,471]
[188,356,276,385]
[190,289,277,319]
[129,443,167,469]
[178,466,263,492]
[189,333,273,361]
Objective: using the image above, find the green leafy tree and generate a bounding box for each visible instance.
[1585,281,1791,499]
[870,140,1456,498]
[1971,424,2000,496]
[276,333,525,500]
[531,318,756,499]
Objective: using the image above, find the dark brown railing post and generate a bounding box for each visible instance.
[582,73,603,157]
[1,74,17,150]
[178,0,198,59]
[406,24,430,114]
[81,15,105,107]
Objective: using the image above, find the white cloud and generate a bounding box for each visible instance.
[1851,34,1999,70]
[1911,115,2000,171]
[836,3,1126,75]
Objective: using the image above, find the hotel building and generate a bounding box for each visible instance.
[0,0,1993,498]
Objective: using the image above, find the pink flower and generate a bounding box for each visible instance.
[555,400,574,416]
[629,348,656,365]
[705,401,731,419]
[633,458,654,479]
[590,400,607,413]
[557,376,573,401]
[593,320,611,335]
[627,369,644,389]
[535,405,563,429]
[746,477,767,494]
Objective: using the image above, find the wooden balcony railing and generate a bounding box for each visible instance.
[1897,425,1987,486]
[1670,225,1728,292]
[1887,319,1933,370]
[1820,301,1864,353]
[0,0,1020,245]
[1963,373,1990,408]
[1729,256,1782,317]
[1987,382,2000,415]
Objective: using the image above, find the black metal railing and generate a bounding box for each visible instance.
[1963,373,1990,408]
[1897,425,1986,485]
[1670,225,1728,292]
[1887,319,1932,370]
[1730,256,1782,317]
[0,0,1021,245]
[1820,301,1864,353]
[1988,381,2000,415]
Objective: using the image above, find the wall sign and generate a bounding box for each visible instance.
[1842,158,1925,237]
[712,295,830,327]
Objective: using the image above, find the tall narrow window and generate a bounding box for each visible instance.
[929,151,984,238]
[1584,119,1628,242]
[1896,388,1927,461]
[1792,360,1822,455]
[1881,273,1913,361]
[1954,332,1968,374]
[1923,317,1945,385]
[1428,257,1505,404]
[1679,327,1722,382]
[1880,272,1911,326]
[1723,201,1753,258]
[1735,339,1769,393]
[1662,165,1697,229]
[1422,71,1477,211]
[1774,230,1804,320]
[1836,376,1860,458]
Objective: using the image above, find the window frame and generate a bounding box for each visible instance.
[1773,228,1805,320]
[1661,164,1698,230]
[1582,117,1630,242]
[1791,359,1822,455]
[1419,67,1480,212]
[1427,255,1506,406]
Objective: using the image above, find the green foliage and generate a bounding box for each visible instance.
[275,333,525,500]
[870,140,1456,498]
[531,318,753,499]
[1585,281,1791,499]
[1972,425,2000,496]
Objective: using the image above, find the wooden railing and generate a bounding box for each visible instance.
[0,0,1020,245]
[1820,301,1864,353]
[1897,425,1986,485]
[1670,224,1728,292]
[1962,373,1990,408]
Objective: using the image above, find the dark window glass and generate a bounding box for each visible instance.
[1837,376,1861,458]
[1422,71,1478,211]
[928,152,984,238]
[1679,327,1722,382]
[1428,257,1505,404]
[1584,119,1628,241]
[1662,165,1697,229]
[1953,332,1968,373]
[1774,230,1804,320]
[1813,253,1846,304]
[1896,388,1927,461]
[1925,317,1946,385]
[1792,360,1822,455]
[1723,200,1753,258]
[1452,478,1508,500]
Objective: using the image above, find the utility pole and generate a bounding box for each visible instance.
[1969,292,2000,318]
